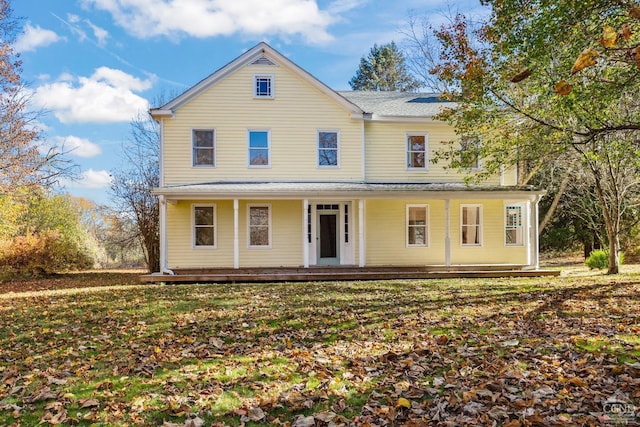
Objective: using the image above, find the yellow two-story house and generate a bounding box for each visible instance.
[150,42,544,278]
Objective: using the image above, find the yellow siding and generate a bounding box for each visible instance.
[238,200,303,267]
[365,200,446,266]
[167,200,304,268]
[364,121,501,185]
[449,200,527,265]
[166,198,529,269]
[163,64,363,185]
[166,200,234,268]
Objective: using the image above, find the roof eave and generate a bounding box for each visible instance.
[154,186,545,201]
[367,114,441,123]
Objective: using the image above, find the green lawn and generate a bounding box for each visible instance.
[1,273,639,426]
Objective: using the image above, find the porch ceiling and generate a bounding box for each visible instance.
[154,181,544,200]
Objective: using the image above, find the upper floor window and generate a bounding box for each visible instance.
[193,129,215,167]
[193,204,216,248]
[318,131,339,167]
[407,205,429,247]
[460,136,480,169]
[407,134,428,169]
[254,75,274,98]
[248,130,270,167]
[461,204,482,246]
[505,205,524,246]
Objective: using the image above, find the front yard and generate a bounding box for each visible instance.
[0,272,639,425]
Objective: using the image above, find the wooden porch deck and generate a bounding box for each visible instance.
[140,265,560,283]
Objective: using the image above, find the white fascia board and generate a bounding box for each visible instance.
[152,187,544,201]
[367,114,441,123]
[150,109,174,119]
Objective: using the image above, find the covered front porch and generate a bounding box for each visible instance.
[155,182,546,278]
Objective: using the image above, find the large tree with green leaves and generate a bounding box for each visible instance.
[349,41,422,92]
[429,1,640,274]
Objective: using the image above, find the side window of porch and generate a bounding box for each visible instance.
[505,205,524,246]
[193,204,216,248]
[248,205,271,248]
[407,205,429,247]
[461,205,482,246]
[192,129,215,167]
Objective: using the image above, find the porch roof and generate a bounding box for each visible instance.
[154,181,544,200]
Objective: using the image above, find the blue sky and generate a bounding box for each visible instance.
[12,0,483,206]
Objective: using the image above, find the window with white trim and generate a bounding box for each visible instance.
[318,131,339,167]
[248,205,271,247]
[254,75,274,98]
[461,205,482,246]
[192,130,215,166]
[407,134,428,169]
[193,205,216,248]
[248,130,270,167]
[407,205,429,247]
[505,205,524,246]
[460,136,480,169]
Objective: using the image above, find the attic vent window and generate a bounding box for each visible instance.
[254,75,274,98]
[251,55,276,66]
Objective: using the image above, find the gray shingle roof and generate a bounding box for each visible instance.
[338,91,455,118]
[155,181,542,199]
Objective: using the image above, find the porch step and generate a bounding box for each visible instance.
[140,266,559,283]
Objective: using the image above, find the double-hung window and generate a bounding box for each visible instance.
[254,75,274,98]
[407,134,428,169]
[248,130,270,167]
[248,205,271,248]
[461,205,482,246]
[192,130,215,166]
[318,131,339,167]
[193,205,216,248]
[407,205,429,247]
[460,136,480,169]
[505,205,524,246]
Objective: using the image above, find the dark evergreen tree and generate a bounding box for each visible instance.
[349,41,422,92]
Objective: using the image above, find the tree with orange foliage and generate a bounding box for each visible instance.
[423,1,640,274]
[0,0,67,194]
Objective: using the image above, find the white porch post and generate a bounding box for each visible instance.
[233,199,239,269]
[533,196,540,270]
[303,199,309,268]
[445,199,451,267]
[358,199,365,267]
[159,195,167,273]
[526,201,532,267]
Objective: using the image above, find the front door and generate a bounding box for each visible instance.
[317,211,339,265]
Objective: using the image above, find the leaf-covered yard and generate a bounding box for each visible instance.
[1,273,639,426]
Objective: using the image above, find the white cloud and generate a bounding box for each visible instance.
[66,169,113,189]
[86,20,110,46]
[81,0,340,44]
[57,136,102,158]
[14,23,62,52]
[32,67,152,124]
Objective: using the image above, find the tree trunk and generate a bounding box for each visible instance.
[607,233,620,275]
[539,171,572,234]
[592,171,620,275]
[583,238,593,259]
